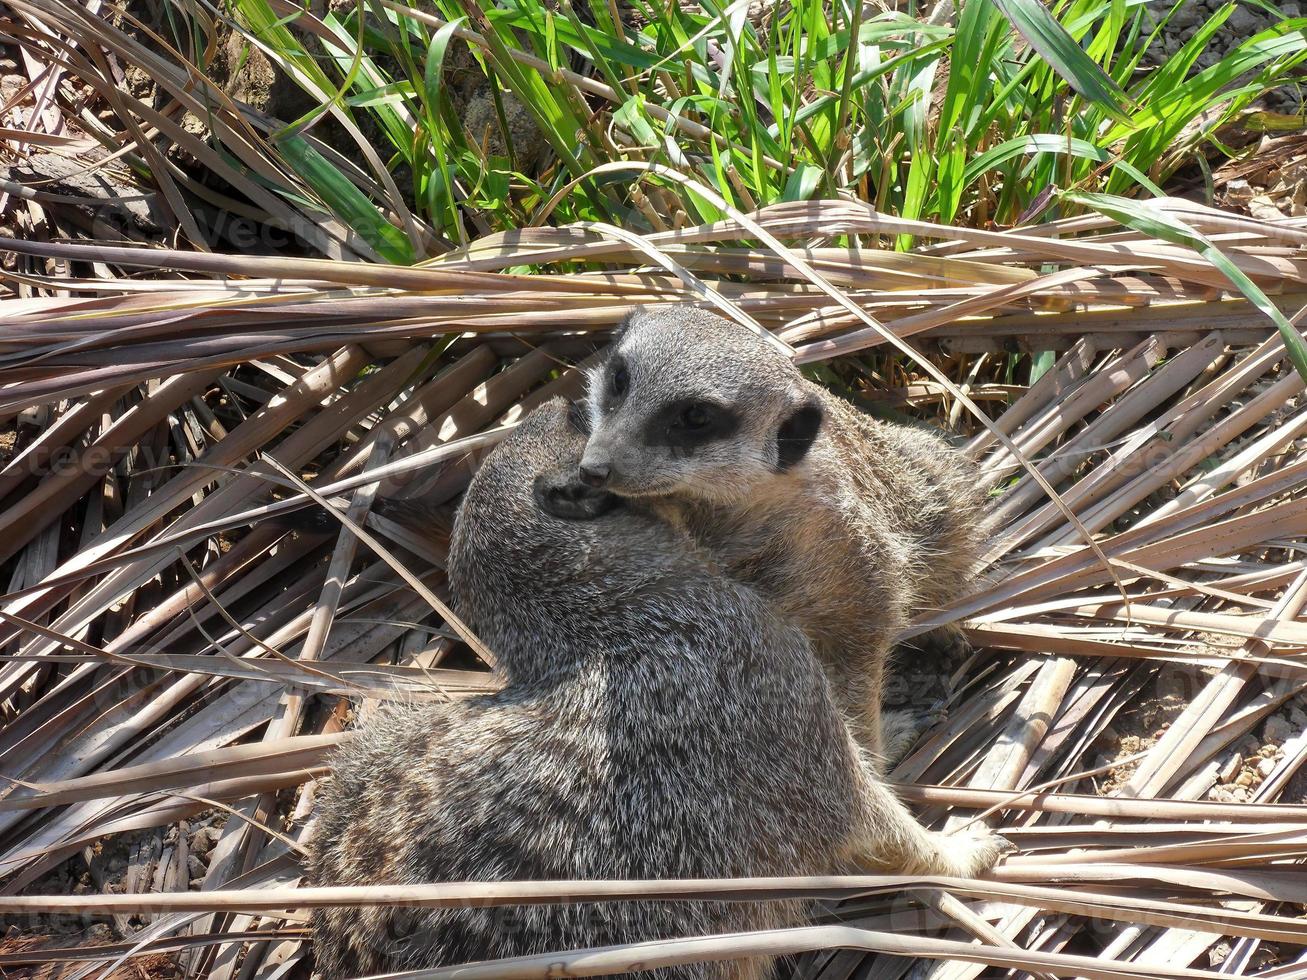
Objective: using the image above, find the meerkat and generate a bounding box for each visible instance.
[576,306,989,760]
[307,398,1007,979]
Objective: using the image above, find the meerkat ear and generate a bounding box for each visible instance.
[775,399,824,471]
[594,313,634,370]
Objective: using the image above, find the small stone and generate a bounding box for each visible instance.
[1227,5,1262,32]
[1260,744,1279,759]
[1219,753,1243,784]
[189,825,220,855]
[1258,757,1278,778]
[1226,179,1255,202]
[1232,785,1251,801]
[1210,941,1233,967]
[1236,771,1255,787]
[1208,785,1235,802]
[1250,195,1288,221]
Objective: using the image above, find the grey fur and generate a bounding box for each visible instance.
[581,307,989,750]
[307,398,1004,980]
[579,307,1002,875]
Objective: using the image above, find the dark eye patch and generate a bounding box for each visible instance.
[645,398,739,450]
[607,357,630,401]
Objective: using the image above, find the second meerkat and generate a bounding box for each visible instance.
[578,306,988,758]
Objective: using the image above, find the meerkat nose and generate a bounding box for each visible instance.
[578,462,611,487]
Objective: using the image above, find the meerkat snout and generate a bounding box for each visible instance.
[577,454,611,488]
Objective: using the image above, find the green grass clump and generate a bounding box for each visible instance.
[197,0,1306,257]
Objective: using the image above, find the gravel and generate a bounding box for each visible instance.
[1143,0,1305,113]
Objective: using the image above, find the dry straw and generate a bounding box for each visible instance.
[1,198,1305,978]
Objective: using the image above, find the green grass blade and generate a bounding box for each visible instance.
[781,163,823,202]
[963,133,1107,183]
[993,0,1133,121]
[423,16,468,242]
[1063,190,1307,383]
[276,135,416,263]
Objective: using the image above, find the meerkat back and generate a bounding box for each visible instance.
[819,391,989,616]
[307,398,885,979]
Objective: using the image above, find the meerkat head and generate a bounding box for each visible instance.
[578,306,824,502]
[531,401,625,521]
[450,398,627,635]
[463,398,621,531]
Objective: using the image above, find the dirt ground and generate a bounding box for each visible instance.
[1,815,227,980]
[1089,658,1307,803]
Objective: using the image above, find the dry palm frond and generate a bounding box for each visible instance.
[0,199,1305,979]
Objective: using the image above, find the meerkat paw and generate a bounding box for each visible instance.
[880,709,925,765]
[925,697,949,727]
[939,829,1016,877]
[901,827,1013,878]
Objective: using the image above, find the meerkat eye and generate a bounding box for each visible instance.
[678,403,710,430]
[610,363,630,398]
[655,399,738,447]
